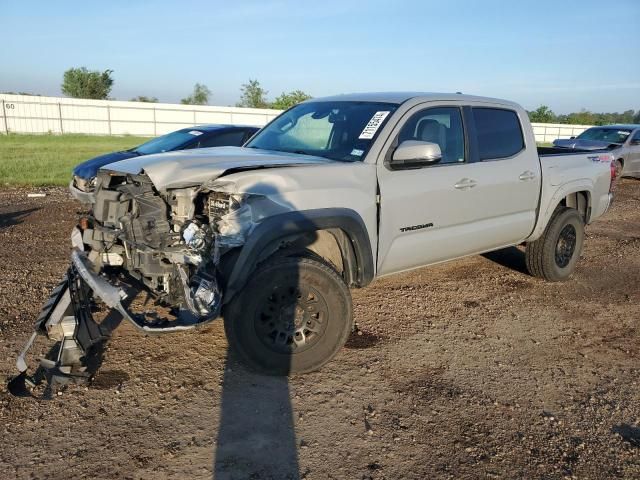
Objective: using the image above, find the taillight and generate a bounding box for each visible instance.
[609,159,617,193]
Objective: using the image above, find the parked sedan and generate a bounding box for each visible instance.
[553,124,640,178]
[70,124,259,202]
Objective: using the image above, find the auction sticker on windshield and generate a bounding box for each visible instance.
[359,111,390,139]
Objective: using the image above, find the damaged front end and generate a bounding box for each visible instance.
[10,169,256,391]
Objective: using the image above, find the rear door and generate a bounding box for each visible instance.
[376,102,540,276]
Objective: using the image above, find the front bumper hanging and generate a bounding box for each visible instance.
[8,264,106,394]
[9,246,220,394]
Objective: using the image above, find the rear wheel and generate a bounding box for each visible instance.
[224,255,353,375]
[525,207,585,282]
[614,159,623,179]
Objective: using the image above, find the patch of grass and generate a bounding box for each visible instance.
[0,134,148,186]
[0,134,558,187]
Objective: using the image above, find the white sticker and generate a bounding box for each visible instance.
[359,111,390,139]
[350,148,364,157]
[618,131,630,136]
[188,130,203,136]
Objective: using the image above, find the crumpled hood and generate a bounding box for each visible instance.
[553,138,621,151]
[101,146,337,190]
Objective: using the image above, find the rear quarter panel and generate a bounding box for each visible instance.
[528,153,612,241]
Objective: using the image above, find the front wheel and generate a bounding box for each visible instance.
[223,255,353,375]
[525,207,585,282]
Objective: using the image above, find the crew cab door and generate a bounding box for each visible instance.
[376,102,541,276]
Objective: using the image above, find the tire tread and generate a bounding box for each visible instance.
[224,255,352,375]
[525,206,583,282]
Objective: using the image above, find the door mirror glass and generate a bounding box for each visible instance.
[391,140,442,169]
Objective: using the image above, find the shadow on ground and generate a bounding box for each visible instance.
[214,349,299,479]
[613,424,640,447]
[0,208,39,231]
[482,246,529,275]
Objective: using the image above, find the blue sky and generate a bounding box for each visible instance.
[1,0,639,113]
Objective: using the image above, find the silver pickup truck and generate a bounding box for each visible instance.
[11,92,615,387]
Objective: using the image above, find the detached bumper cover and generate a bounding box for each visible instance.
[12,266,105,389]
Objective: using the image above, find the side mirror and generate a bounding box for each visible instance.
[570,136,576,140]
[390,140,442,169]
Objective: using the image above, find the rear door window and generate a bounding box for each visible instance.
[472,108,524,160]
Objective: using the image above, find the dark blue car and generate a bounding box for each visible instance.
[70,124,259,201]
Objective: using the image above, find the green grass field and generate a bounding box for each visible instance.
[0,134,147,186]
[0,133,556,187]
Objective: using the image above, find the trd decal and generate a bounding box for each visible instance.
[400,223,433,232]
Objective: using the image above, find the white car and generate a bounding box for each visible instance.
[553,124,640,178]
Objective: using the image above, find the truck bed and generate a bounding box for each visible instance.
[537,146,609,156]
[533,148,613,238]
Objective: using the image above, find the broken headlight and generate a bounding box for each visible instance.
[207,192,244,220]
[73,175,97,192]
[206,191,253,246]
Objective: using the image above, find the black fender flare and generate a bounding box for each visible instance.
[222,208,374,303]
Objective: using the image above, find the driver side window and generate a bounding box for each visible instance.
[398,107,465,164]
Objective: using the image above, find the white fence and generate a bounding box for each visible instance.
[0,94,281,137]
[531,122,592,143]
[0,93,592,142]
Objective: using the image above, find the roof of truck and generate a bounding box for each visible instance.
[309,92,520,107]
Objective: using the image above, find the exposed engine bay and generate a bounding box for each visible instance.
[82,169,255,324]
[8,169,260,393]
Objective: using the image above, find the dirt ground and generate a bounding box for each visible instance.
[0,180,639,479]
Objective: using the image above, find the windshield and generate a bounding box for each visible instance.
[245,101,398,161]
[577,127,631,144]
[133,129,202,155]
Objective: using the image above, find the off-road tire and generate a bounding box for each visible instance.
[223,255,353,375]
[525,207,584,282]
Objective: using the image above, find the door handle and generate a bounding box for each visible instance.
[454,178,477,190]
[519,171,536,181]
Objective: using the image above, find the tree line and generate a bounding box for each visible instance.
[528,105,640,126]
[5,67,640,122]
[56,67,311,110]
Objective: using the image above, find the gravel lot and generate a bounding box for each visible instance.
[1,180,639,479]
